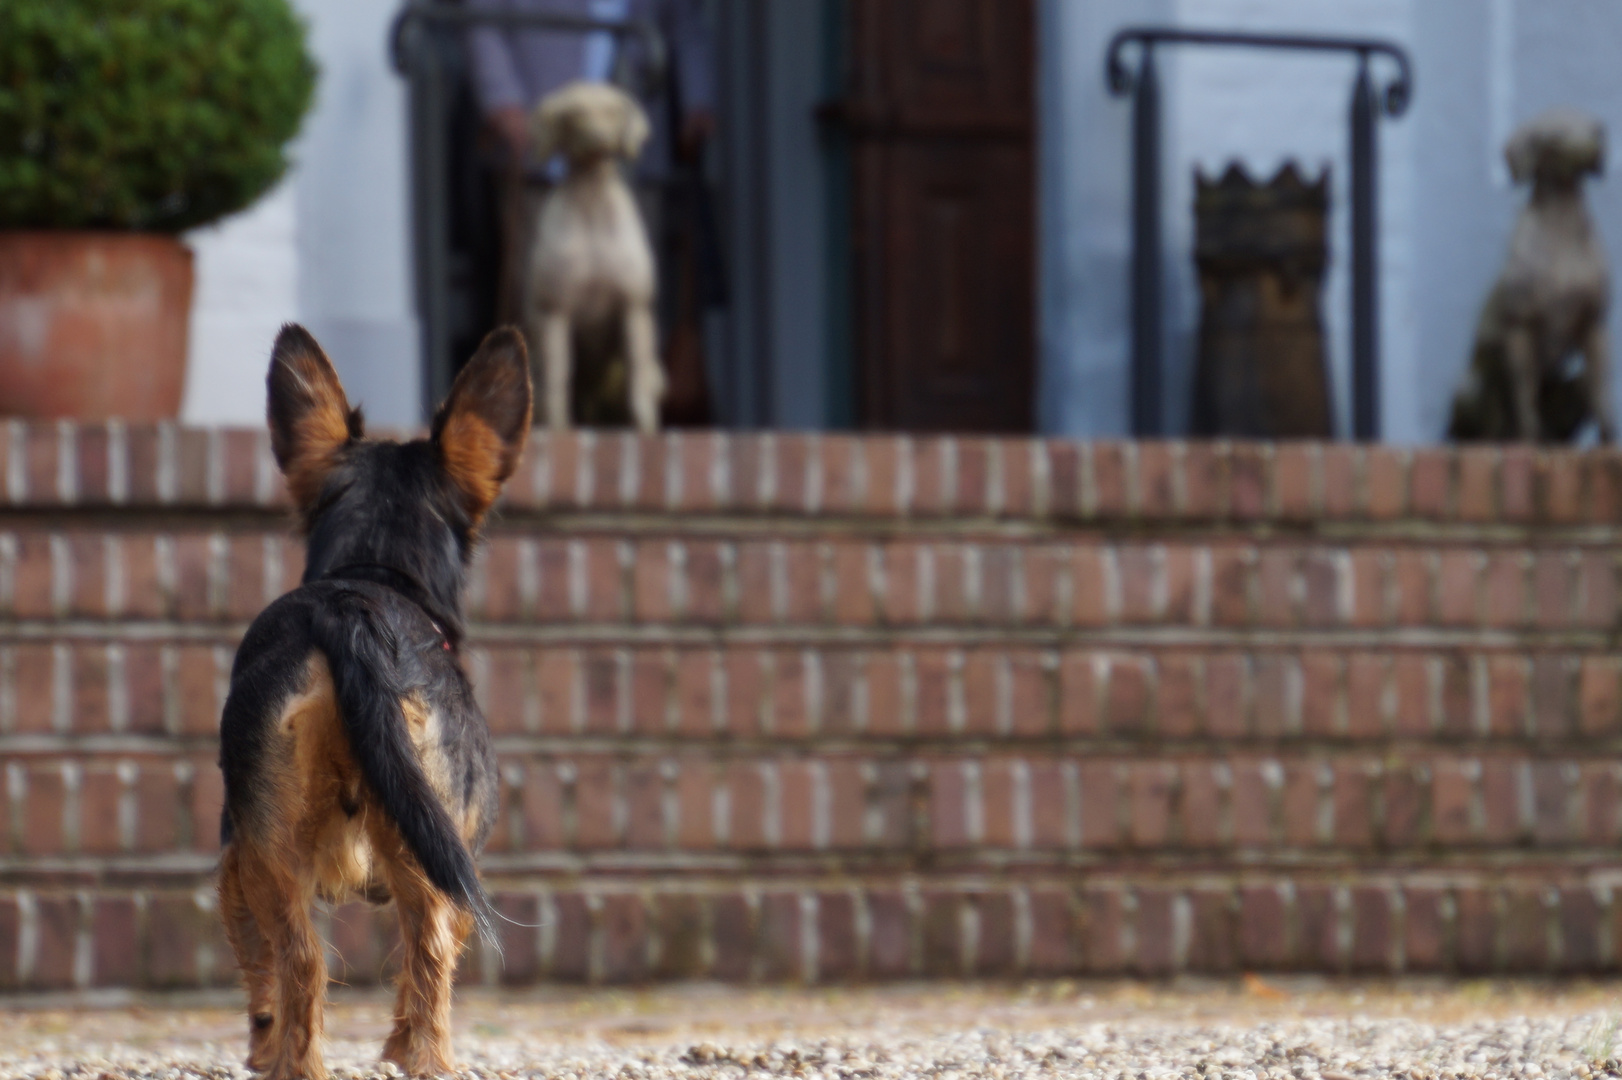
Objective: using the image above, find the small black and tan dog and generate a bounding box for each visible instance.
[217,324,530,1080]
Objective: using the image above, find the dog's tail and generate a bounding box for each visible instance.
[308,589,498,949]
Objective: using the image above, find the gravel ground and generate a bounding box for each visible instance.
[3,981,1622,1080]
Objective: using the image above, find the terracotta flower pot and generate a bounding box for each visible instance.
[0,231,193,420]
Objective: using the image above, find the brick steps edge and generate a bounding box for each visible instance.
[0,874,1618,992]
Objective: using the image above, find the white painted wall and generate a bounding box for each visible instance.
[1040,0,1622,443]
[181,0,419,428]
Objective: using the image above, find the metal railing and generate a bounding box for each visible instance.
[1105,28,1413,439]
[390,2,666,411]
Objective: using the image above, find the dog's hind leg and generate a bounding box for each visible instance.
[537,311,574,430]
[626,304,665,434]
[1586,322,1615,443]
[219,844,277,1070]
[235,845,328,1080]
[377,855,465,1077]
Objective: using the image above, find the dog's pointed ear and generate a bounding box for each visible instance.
[530,96,562,162]
[267,324,361,511]
[433,327,532,524]
[1505,128,1537,185]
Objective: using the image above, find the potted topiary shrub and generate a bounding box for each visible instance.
[0,0,315,419]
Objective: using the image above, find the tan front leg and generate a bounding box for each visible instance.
[1586,322,1616,443]
[625,303,665,434]
[536,311,573,430]
[1505,323,1542,441]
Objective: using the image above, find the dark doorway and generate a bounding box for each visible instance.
[840,0,1037,432]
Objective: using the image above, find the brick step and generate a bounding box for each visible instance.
[3,872,1622,991]
[0,638,1614,745]
[2,528,1622,633]
[0,647,1610,762]
[4,747,1622,874]
[0,423,1619,530]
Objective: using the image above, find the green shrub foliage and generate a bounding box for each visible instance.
[0,0,317,232]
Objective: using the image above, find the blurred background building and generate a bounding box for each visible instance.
[182,0,1622,439]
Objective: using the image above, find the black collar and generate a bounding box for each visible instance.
[319,562,462,650]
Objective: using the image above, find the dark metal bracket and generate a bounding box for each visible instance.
[1105,27,1413,439]
[389,2,665,414]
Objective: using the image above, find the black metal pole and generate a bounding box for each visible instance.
[1130,44,1163,437]
[1349,52,1379,440]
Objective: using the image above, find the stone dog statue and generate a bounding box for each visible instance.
[1449,108,1614,443]
[526,81,666,432]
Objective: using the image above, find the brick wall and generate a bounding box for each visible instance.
[0,423,1621,989]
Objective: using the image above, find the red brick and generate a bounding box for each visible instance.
[1300,652,1344,736]
[1127,762,1175,848]
[1353,886,1396,972]
[1280,761,1320,846]
[1239,885,1290,969]
[624,760,666,850]
[1058,652,1100,735]
[1332,760,1376,848]
[1391,655,1430,737]
[1205,653,1249,737]
[1501,886,1548,971]
[1403,885,1448,972]
[1456,447,1497,522]
[1539,449,1583,523]
[1046,442,1082,519]
[93,896,140,986]
[1209,545,1253,626]
[1230,444,1270,519]
[649,892,705,979]
[1070,545,1110,625]
[1530,654,1575,738]
[1531,760,1575,845]
[1345,653,1388,738]
[135,764,180,852]
[1090,442,1128,518]
[1079,886,1129,973]
[1294,884,1340,970]
[1581,763,1622,845]
[1559,886,1604,973]
[572,757,619,849]
[30,893,79,990]
[1026,887,1078,974]
[1230,758,1277,846]
[1501,445,1535,520]
[1364,448,1408,519]
[1487,655,1529,736]
[546,891,591,981]
[145,893,203,988]
[1431,759,1478,844]
[599,893,649,983]
[1454,886,1496,973]
[495,893,542,984]
[1078,762,1122,849]
[1186,886,1238,973]
[1479,757,1525,843]
[1274,443,1316,520]
[22,765,67,855]
[1320,445,1357,518]
[1183,443,1228,520]
[672,760,715,850]
[1576,550,1618,629]
[815,891,859,981]
[1408,448,1452,517]
[1180,762,1225,849]
[1103,653,1151,737]
[1134,887,1176,975]
[973,891,1018,975]
[865,890,912,977]
[1256,549,1296,626]
[1157,653,1201,739]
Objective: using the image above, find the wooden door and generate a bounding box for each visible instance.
[843,0,1036,432]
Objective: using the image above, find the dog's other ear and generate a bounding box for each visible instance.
[1505,128,1537,185]
[619,94,650,159]
[432,327,533,525]
[530,96,562,162]
[267,324,362,511]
